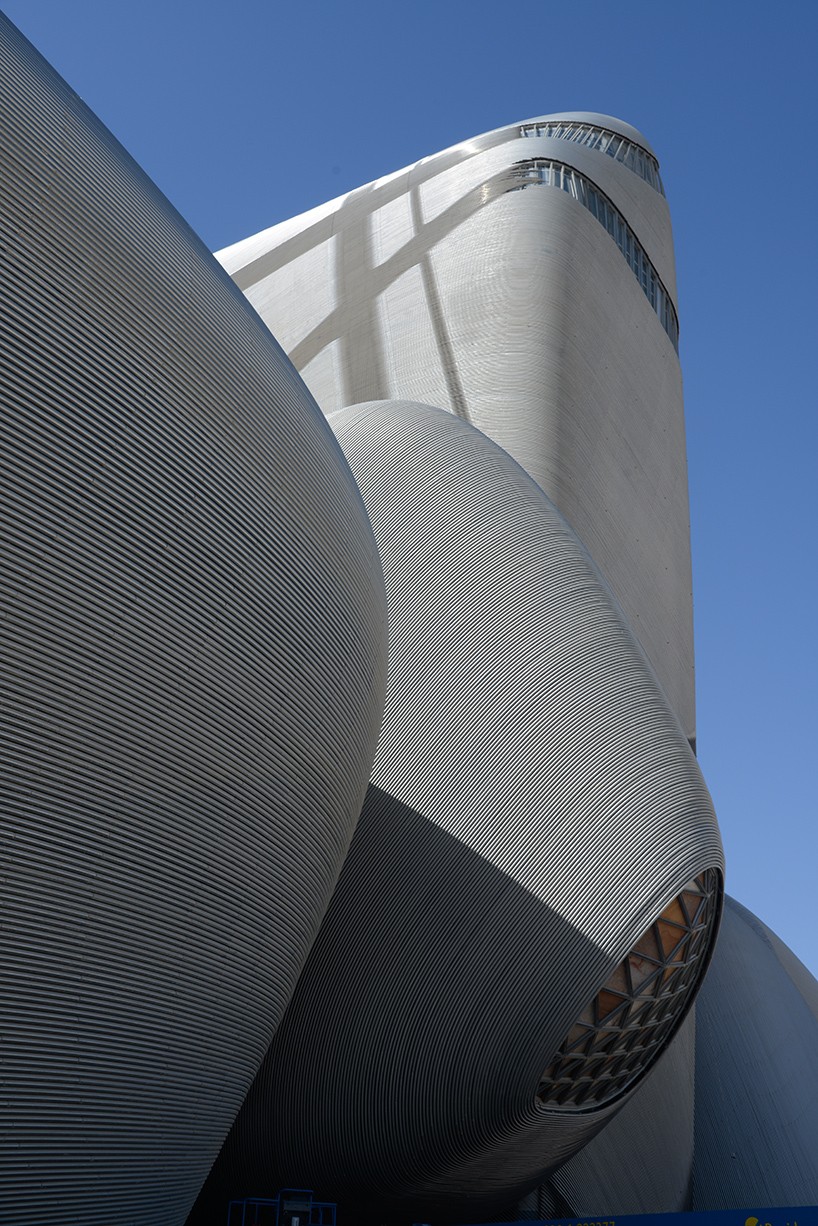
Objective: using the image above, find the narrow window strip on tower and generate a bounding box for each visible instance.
[519,121,666,196]
[508,158,679,352]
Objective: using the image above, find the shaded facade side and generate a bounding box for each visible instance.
[692,896,818,1208]
[522,900,818,1218]
[528,1010,697,1215]
[191,402,722,1224]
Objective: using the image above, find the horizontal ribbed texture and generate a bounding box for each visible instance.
[0,16,387,1226]
[218,121,693,742]
[508,159,678,348]
[692,897,818,1209]
[193,402,722,1224]
[218,111,676,301]
[546,1009,697,1214]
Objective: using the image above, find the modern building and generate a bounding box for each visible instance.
[0,15,387,1226]
[192,398,721,1222]
[1,12,816,1226]
[216,113,694,745]
[195,113,718,1223]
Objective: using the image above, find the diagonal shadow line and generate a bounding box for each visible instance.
[334,203,388,405]
[187,783,613,1225]
[409,183,470,423]
[287,170,514,380]
[229,126,521,293]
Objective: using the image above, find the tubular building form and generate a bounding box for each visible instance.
[194,399,721,1220]
[195,114,727,1221]
[2,13,818,1225]
[216,112,694,744]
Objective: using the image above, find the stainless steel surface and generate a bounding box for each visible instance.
[218,114,692,741]
[692,897,818,1209]
[195,402,722,1220]
[0,15,387,1225]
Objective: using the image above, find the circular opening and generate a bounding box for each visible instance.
[536,868,720,1111]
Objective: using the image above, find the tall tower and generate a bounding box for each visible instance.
[218,113,694,743]
[199,117,722,1221]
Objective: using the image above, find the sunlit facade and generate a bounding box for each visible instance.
[1,12,817,1225]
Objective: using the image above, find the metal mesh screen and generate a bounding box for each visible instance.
[537,869,719,1110]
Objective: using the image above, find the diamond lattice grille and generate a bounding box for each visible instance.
[536,869,719,1110]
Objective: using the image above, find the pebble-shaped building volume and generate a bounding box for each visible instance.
[1,12,817,1226]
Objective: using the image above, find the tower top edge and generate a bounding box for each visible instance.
[215,112,660,262]
[513,112,659,159]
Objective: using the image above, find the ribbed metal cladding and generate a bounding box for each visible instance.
[544,1009,697,1214]
[507,159,678,348]
[218,114,695,745]
[192,402,722,1224]
[0,16,387,1226]
[692,897,818,1210]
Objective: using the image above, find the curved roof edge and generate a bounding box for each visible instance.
[216,112,662,264]
[527,112,659,159]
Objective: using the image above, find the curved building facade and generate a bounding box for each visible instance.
[692,896,818,1208]
[544,1009,698,1214]
[533,901,818,1219]
[194,402,722,1220]
[217,112,694,743]
[0,16,387,1225]
[4,12,816,1223]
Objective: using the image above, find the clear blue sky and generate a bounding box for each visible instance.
[4,0,817,976]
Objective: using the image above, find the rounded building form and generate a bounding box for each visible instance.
[196,402,722,1222]
[219,110,694,743]
[693,897,818,1209]
[0,15,387,1225]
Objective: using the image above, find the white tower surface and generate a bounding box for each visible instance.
[218,113,694,746]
